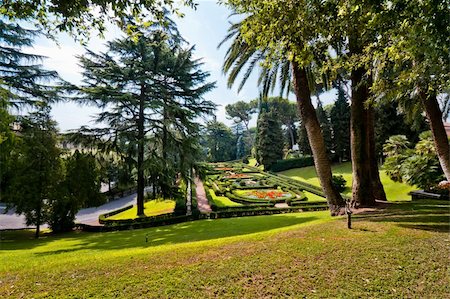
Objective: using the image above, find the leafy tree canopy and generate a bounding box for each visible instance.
[0,0,196,40]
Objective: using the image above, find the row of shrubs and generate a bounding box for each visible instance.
[206,205,329,219]
[270,156,315,172]
[81,203,330,232]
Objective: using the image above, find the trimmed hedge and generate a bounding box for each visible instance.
[271,156,314,172]
[207,205,328,219]
[98,204,134,223]
[81,215,198,232]
[289,201,327,207]
[100,211,177,226]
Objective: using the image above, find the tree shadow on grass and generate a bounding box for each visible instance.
[354,200,450,233]
[1,214,320,253]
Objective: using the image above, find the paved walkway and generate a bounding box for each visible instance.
[74,192,138,226]
[195,177,212,213]
[0,205,49,230]
[0,189,149,230]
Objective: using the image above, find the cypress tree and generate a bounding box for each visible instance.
[297,120,311,155]
[316,100,333,158]
[256,110,284,170]
[330,87,351,162]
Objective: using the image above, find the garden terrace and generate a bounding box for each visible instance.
[201,162,334,212]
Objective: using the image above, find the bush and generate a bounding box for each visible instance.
[332,175,347,193]
[48,195,76,233]
[242,156,249,164]
[383,132,445,191]
[174,196,187,216]
[271,156,314,172]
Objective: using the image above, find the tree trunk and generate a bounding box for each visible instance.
[349,33,386,207]
[421,92,450,181]
[186,169,192,216]
[162,106,169,199]
[136,87,145,216]
[367,107,387,201]
[35,201,41,238]
[288,124,296,149]
[291,60,345,215]
[350,74,372,206]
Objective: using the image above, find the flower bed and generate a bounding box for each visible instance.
[237,189,295,201]
[203,162,333,210]
[224,173,251,179]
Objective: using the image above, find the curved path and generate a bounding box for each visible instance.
[74,192,138,226]
[0,190,146,230]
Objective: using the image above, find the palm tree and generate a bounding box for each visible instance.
[220,19,345,214]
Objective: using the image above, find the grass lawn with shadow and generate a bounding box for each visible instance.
[1,200,448,298]
[280,162,416,201]
[107,199,175,220]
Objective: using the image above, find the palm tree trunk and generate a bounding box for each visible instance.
[291,60,345,215]
[421,92,450,181]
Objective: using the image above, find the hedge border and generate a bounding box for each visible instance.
[79,205,329,232]
[98,204,134,223]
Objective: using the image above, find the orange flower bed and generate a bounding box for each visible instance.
[250,190,285,199]
[224,173,250,179]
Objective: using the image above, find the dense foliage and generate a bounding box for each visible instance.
[383,132,446,191]
[0,0,195,39]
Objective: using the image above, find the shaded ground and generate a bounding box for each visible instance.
[280,162,415,201]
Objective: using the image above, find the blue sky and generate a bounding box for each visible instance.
[29,1,337,132]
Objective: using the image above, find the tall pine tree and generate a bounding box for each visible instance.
[0,20,59,108]
[7,105,62,238]
[77,21,214,216]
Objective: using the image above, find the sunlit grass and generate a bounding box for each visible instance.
[107,199,175,220]
[1,200,448,298]
[280,162,415,201]
[208,189,242,207]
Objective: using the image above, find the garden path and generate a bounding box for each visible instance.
[0,189,148,229]
[195,177,212,213]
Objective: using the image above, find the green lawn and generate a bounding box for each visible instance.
[1,200,448,298]
[303,191,327,202]
[107,199,175,220]
[280,162,416,201]
[208,189,242,208]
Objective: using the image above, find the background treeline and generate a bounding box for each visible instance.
[203,93,429,168]
[0,17,214,236]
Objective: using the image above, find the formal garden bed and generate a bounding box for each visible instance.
[200,162,333,212]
